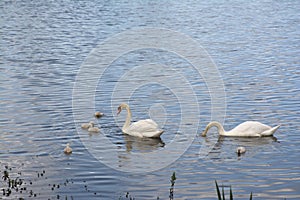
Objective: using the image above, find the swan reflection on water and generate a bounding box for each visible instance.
[123,134,165,153]
[116,134,166,169]
[201,135,279,161]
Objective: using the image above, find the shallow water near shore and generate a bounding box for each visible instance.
[1,0,300,199]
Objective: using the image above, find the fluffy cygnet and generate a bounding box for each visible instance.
[94,112,104,118]
[81,121,94,129]
[236,146,246,156]
[88,122,100,133]
[64,143,72,154]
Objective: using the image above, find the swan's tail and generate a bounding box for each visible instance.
[261,125,281,136]
[149,130,164,138]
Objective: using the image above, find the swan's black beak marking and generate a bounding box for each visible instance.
[117,106,121,115]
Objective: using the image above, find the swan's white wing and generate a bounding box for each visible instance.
[230,121,271,136]
[261,125,280,136]
[129,119,159,132]
[127,119,163,138]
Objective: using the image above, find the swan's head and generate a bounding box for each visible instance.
[117,106,122,115]
[117,103,129,115]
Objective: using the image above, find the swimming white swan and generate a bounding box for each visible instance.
[201,121,280,137]
[64,143,72,154]
[81,121,94,129]
[117,103,164,138]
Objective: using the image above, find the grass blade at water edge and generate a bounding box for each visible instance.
[215,180,222,200]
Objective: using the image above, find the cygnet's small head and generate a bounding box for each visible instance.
[89,121,95,127]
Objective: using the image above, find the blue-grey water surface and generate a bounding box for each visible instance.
[1,0,299,199]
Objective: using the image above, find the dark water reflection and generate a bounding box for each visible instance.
[1,0,300,199]
[123,135,165,153]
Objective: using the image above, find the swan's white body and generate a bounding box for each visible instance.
[117,103,164,138]
[64,143,72,154]
[202,121,280,137]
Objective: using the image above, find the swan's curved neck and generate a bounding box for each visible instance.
[202,121,226,136]
[123,105,132,130]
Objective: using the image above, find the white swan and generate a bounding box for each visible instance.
[202,121,280,137]
[64,143,72,154]
[117,103,164,138]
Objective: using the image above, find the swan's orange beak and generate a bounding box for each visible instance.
[117,106,121,115]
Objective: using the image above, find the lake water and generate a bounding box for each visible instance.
[1,0,299,199]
